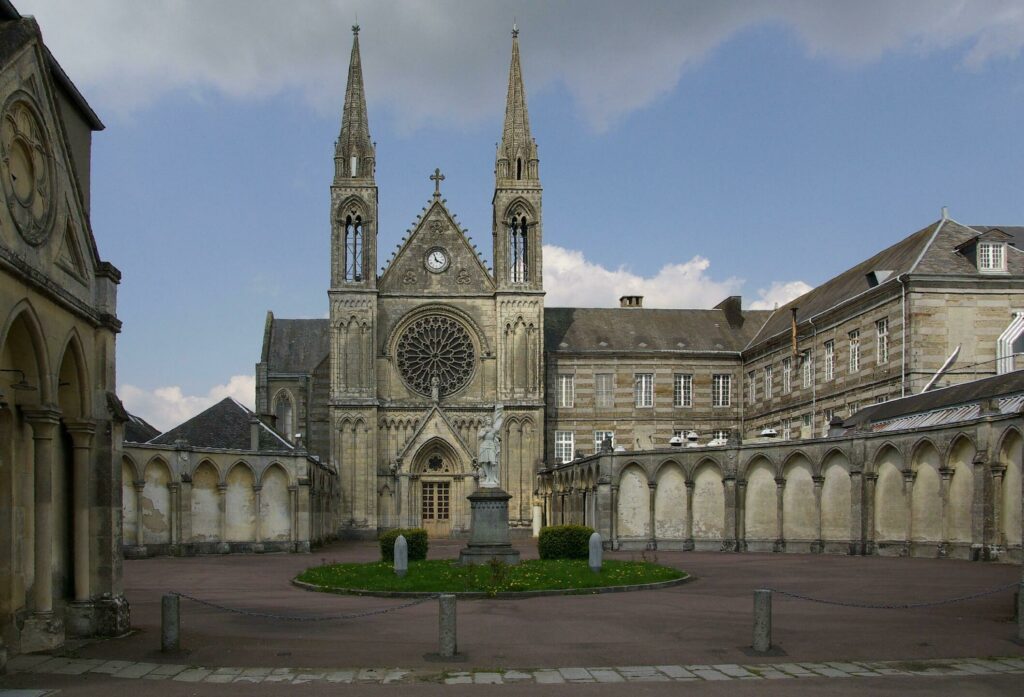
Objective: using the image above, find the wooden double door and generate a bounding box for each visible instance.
[421,480,451,537]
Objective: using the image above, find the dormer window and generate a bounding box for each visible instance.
[978,241,1007,273]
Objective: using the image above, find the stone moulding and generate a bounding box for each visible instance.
[290,573,692,600]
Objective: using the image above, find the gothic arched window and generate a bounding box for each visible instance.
[516,157,522,180]
[273,391,294,441]
[344,214,363,282]
[508,214,529,283]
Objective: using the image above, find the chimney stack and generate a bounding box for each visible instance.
[619,295,643,308]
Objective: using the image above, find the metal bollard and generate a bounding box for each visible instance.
[438,594,457,657]
[161,593,180,653]
[752,589,772,653]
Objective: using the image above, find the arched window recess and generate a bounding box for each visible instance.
[344,213,363,282]
[508,213,529,283]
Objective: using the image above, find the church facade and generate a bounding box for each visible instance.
[257,29,1024,540]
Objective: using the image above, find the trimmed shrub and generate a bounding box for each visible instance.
[538,524,595,560]
[379,528,429,562]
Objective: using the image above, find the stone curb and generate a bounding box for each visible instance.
[291,573,692,599]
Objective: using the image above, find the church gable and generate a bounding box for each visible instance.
[397,405,476,471]
[0,18,104,301]
[379,198,494,294]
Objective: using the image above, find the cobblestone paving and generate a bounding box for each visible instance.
[4,655,1024,687]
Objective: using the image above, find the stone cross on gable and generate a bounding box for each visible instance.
[430,168,445,198]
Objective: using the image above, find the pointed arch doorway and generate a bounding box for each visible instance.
[411,439,467,538]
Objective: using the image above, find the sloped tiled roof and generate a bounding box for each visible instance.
[149,398,293,452]
[265,318,329,374]
[545,307,771,354]
[844,370,1024,430]
[124,413,160,444]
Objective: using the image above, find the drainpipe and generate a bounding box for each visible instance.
[898,274,908,397]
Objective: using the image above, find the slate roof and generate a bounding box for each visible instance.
[843,370,1024,430]
[264,318,329,374]
[544,307,772,354]
[124,413,160,444]
[747,219,1022,347]
[149,397,293,452]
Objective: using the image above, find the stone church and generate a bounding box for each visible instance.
[257,28,1024,541]
[258,28,544,538]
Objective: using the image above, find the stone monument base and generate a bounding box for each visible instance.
[459,487,520,566]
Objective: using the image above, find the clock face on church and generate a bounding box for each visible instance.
[0,97,56,245]
[424,247,449,273]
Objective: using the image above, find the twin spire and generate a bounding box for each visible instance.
[335,25,375,182]
[336,25,537,186]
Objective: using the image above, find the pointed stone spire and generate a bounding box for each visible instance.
[496,24,538,184]
[335,24,375,182]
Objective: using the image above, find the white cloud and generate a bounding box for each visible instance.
[17,0,1024,130]
[119,374,255,432]
[748,280,814,310]
[544,244,743,308]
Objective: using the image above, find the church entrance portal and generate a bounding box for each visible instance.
[410,445,464,538]
[421,480,451,537]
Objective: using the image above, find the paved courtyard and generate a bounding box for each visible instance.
[1,540,1022,695]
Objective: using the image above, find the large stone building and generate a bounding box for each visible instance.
[0,3,129,657]
[257,28,1024,540]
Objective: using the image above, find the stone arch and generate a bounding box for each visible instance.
[873,443,907,544]
[260,464,292,542]
[121,454,139,543]
[868,441,903,474]
[0,300,52,404]
[820,449,852,544]
[744,456,777,545]
[616,464,650,540]
[335,194,368,221]
[909,439,942,544]
[503,197,537,221]
[141,456,172,545]
[782,452,815,544]
[945,434,975,545]
[56,328,89,418]
[691,459,725,545]
[190,460,220,542]
[996,426,1022,548]
[739,451,777,480]
[412,437,463,474]
[225,461,256,542]
[654,460,686,541]
[271,388,295,441]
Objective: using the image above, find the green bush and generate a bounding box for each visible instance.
[538,524,595,560]
[379,528,428,562]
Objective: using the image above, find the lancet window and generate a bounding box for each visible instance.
[508,214,529,283]
[344,214,363,282]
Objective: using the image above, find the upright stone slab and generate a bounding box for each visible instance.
[458,487,520,565]
[394,534,408,578]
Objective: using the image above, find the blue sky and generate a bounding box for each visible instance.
[20,1,1024,429]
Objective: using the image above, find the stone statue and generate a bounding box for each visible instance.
[430,374,440,404]
[477,405,504,488]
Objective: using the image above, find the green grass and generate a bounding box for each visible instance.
[297,559,685,595]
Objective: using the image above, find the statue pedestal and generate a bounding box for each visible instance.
[459,487,520,565]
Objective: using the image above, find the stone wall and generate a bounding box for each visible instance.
[121,444,337,556]
[542,412,1023,562]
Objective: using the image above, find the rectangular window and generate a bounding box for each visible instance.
[848,401,859,416]
[764,365,773,400]
[554,431,574,464]
[712,429,730,442]
[876,318,889,363]
[635,373,654,408]
[978,241,1007,272]
[782,357,792,393]
[747,370,757,404]
[673,373,692,407]
[802,413,812,427]
[595,373,614,408]
[782,418,792,440]
[823,408,835,437]
[849,330,861,372]
[802,351,813,388]
[594,430,615,452]
[824,340,835,380]
[557,374,575,408]
[712,374,731,407]
[875,395,887,404]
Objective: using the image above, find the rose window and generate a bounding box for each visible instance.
[396,315,476,396]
